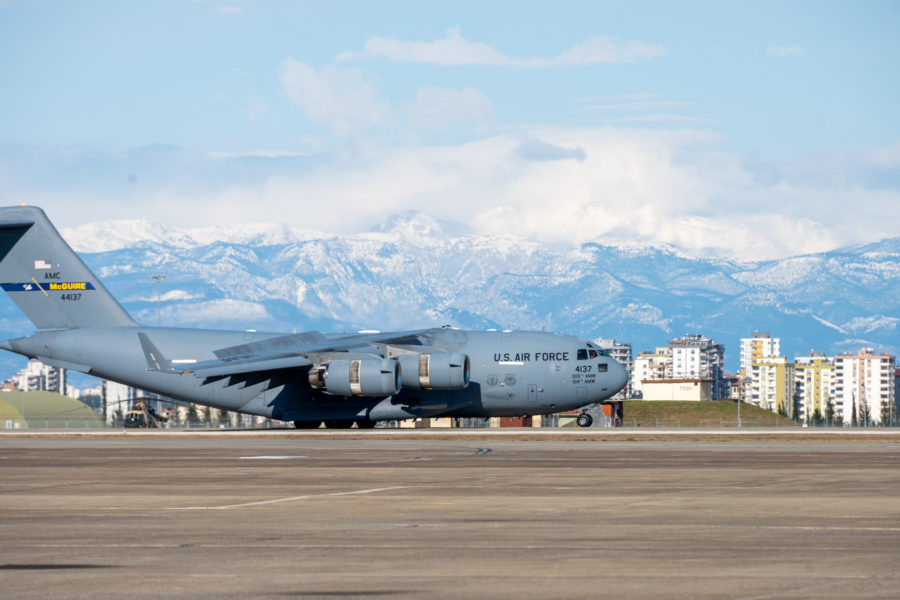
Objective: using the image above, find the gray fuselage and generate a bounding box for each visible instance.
[5,326,628,422]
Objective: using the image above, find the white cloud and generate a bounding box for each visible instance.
[339,26,506,65]
[9,131,900,261]
[166,299,269,326]
[580,93,659,102]
[406,86,495,133]
[581,101,691,111]
[515,138,586,162]
[338,26,665,67]
[606,114,714,124]
[280,59,390,134]
[200,131,893,259]
[577,94,707,124]
[554,35,667,65]
[766,44,805,58]
[206,150,309,159]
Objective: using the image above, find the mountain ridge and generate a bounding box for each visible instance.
[0,215,895,378]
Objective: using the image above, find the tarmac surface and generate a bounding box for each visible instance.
[2,431,899,599]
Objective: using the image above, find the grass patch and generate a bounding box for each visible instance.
[621,400,799,428]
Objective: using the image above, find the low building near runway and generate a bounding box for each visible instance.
[641,379,713,402]
[0,390,105,429]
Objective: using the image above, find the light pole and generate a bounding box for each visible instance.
[152,275,166,327]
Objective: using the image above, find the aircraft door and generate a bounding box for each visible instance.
[527,384,537,403]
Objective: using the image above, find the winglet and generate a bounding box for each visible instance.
[138,332,177,373]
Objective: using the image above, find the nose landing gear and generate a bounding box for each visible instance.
[576,412,593,428]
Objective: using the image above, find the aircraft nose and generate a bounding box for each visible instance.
[613,362,628,394]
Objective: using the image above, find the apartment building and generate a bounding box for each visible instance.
[739,332,781,377]
[12,359,66,394]
[667,334,726,399]
[835,349,896,425]
[750,356,795,416]
[794,351,835,421]
[632,347,670,396]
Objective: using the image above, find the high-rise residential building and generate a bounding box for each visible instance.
[667,334,726,399]
[750,356,795,415]
[834,349,896,425]
[594,338,633,399]
[12,359,66,394]
[794,351,835,422]
[740,332,781,377]
[632,347,670,396]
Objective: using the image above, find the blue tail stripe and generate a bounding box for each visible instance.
[1,282,97,292]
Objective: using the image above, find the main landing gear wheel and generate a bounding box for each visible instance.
[294,420,323,429]
[323,419,354,429]
[355,420,377,429]
[576,413,593,428]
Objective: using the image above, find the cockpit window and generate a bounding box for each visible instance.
[579,347,611,360]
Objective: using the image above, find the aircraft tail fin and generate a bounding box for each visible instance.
[0,205,136,330]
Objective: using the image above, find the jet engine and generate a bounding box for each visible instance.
[398,352,470,390]
[308,358,401,396]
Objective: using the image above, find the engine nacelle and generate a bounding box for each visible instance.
[398,352,470,391]
[308,359,401,397]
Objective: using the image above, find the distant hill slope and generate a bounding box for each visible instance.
[0,214,896,379]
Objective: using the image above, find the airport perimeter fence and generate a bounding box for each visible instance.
[617,417,897,428]
[2,413,279,430]
[5,413,895,430]
[4,416,102,430]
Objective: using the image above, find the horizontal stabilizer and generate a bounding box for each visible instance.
[138,332,177,373]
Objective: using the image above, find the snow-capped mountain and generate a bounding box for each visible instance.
[0,214,897,376]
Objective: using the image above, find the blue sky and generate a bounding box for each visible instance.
[1,0,898,259]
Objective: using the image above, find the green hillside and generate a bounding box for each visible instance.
[621,400,800,428]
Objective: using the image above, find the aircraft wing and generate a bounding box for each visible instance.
[141,329,435,378]
[184,354,315,378]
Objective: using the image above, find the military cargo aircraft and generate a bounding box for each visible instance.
[0,206,627,428]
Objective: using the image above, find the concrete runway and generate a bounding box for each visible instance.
[1,434,899,599]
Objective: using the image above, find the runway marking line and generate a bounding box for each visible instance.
[171,486,409,510]
[238,455,307,460]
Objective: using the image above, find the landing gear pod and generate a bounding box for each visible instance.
[309,358,402,396]
[398,352,470,390]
